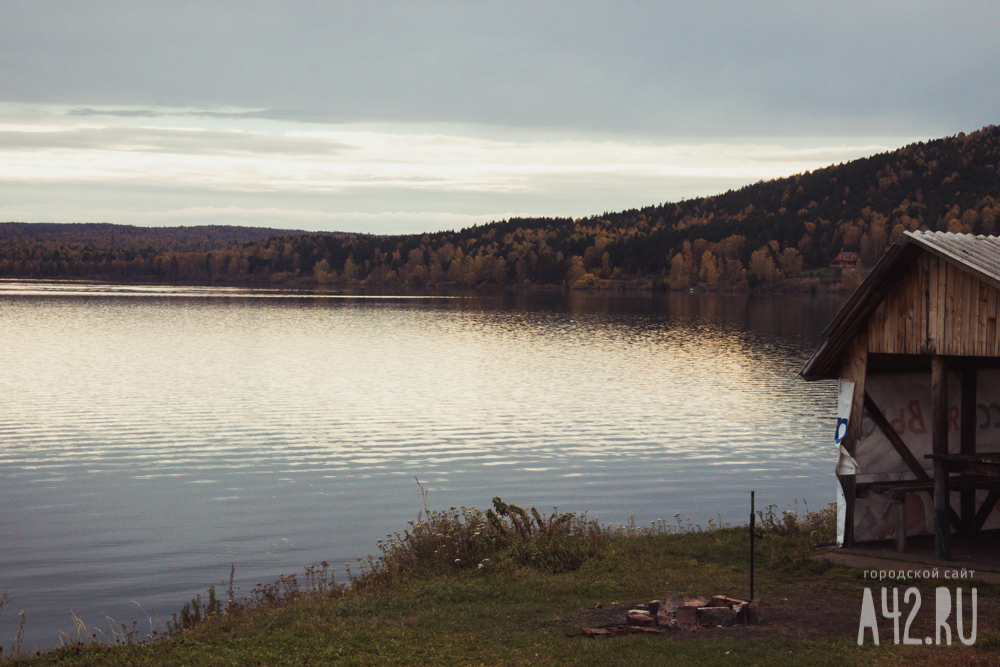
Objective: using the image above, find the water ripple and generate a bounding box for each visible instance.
[0,283,844,648]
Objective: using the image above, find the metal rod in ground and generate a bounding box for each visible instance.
[750,490,755,603]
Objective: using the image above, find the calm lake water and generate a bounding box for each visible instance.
[0,281,844,648]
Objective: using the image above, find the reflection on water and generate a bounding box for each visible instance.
[0,281,843,647]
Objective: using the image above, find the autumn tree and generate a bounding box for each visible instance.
[749,246,777,285]
[699,250,720,288]
[668,252,689,289]
[779,247,803,279]
[313,258,335,284]
[860,222,888,267]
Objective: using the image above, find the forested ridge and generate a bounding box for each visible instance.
[0,222,327,252]
[3,125,1000,290]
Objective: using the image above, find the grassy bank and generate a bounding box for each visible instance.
[3,500,998,666]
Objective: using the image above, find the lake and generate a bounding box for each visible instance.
[0,281,844,648]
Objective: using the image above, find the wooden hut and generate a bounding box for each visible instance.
[801,231,1000,560]
[830,251,862,269]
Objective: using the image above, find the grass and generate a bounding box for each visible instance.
[2,497,997,666]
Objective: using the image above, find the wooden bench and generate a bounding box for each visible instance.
[856,476,1000,552]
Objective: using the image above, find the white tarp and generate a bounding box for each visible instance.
[835,379,856,546]
[839,370,1000,544]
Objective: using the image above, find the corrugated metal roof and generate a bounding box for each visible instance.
[800,232,1000,380]
[905,231,1000,290]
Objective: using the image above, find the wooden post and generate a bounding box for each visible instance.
[837,475,856,547]
[750,491,755,603]
[895,502,907,553]
[932,355,952,560]
[960,362,977,534]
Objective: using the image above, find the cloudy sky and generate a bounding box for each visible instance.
[1,2,998,234]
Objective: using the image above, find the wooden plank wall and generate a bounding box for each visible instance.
[867,254,1000,356]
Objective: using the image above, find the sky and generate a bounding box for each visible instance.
[1,1,998,235]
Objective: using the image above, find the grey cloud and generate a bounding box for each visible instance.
[2,1,998,137]
[66,107,308,122]
[0,125,353,155]
[67,108,164,118]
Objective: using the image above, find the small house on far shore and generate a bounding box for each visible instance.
[830,251,862,270]
[801,231,1000,559]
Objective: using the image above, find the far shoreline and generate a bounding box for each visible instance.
[0,272,860,296]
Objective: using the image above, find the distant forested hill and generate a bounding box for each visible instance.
[0,222,325,252]
[2,126,999,288]
[0,223,337,281]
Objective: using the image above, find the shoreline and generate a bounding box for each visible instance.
[7,505,999,666]
[0,273,857,296]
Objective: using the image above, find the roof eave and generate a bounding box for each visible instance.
[799,241,920,380]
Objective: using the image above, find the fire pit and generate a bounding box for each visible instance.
[580,594,765,637]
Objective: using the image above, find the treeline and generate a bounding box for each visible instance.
[0,223,335,282]
[0,222,327,252]
[2,126,1000,289]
